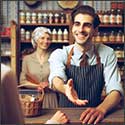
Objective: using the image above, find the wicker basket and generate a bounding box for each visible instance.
[19,89,44,117]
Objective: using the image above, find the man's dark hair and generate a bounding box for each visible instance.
[71,5,101,28]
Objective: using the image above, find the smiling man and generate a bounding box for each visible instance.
[48,5,123,124]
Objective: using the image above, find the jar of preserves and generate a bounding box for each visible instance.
[95,32,101,42]
[31,12,37,24]
[103,10,110,24]
[20,12,25,24]
[116,30,123,42]
[26,12,31,24]
[110,9,116,24]
[109,31,115,42]
[102,33,108,42]
[116,9,123,24]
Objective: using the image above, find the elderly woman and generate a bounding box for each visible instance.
[20,27,58,108]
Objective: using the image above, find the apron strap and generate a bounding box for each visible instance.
[66,47,74,68]
[94,45,101,65]
[66,45,101,68]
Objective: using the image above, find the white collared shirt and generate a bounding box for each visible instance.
[49,43,123,96]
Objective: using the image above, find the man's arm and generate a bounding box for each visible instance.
[97,90,121,115]
[80,90,122,124]
[52,77,88,106]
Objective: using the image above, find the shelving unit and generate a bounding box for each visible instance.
[1,21,17,75]
[95,23,124,83]
[17,10,73,80]
[17,9,124,84]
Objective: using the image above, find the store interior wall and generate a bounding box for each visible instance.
[2,0,112,27]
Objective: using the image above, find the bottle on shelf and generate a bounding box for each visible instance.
[25,31,30,41]
[115,46,124,59]
[48,13,53,24]
[20,28,25,41]
[116,9,123,25]
[109,9,116,25]
[63,28,69,42]
[95,32,101,43]
[52,29,57,42]
[97,10,103,24]
[20,12,25,24]
[57,29,63,42]
[102,32,108,42]
[103,10,110,25]
[31,12,37,24]
[42,13,48,24]
[54,13,59,23]
[116,30,123,43]
[26,12,31,24]
[37,12,42,24]
[60,13,65,24]
[109,31,115,42]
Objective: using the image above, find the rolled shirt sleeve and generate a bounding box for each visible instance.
[48,48,68,88]
[104,49,124,97]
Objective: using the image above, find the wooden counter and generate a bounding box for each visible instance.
[25,108,124,124]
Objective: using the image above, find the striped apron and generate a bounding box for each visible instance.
[59,47,105,107]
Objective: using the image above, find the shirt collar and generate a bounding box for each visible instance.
[73,44,94,59]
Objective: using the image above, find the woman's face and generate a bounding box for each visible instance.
[72,14,95,46]
[36,32,51,50]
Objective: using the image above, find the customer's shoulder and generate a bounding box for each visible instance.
[1,64,12,82]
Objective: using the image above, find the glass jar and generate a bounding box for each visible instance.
[102,33,108,42]
[116,30,123,42]
[48,13,53,24]
[95,32,101,42]
[110,9,116,24]
[54,13,59,23]
[52,29,57,42]
[26,12,31,24]
[20,12,25,24]
[57,29,63,42]
[37,13,42,24]
[109,31,115,42]
[63,28,69,42]
[31,12,37,24]
[116,9,123,24]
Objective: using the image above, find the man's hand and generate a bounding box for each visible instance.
[65,78,88,106]
[80,107,105,124]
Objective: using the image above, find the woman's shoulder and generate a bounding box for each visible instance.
[23,52,36,61]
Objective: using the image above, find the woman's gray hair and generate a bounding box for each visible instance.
[31,27,51,48]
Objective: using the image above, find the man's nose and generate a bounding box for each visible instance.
[79,25,85,32]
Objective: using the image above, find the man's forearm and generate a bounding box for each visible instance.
[52,76,66,94]
[97,91,122,115]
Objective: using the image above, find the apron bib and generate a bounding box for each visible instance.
[59,46,105,107]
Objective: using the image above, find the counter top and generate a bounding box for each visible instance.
[25,107,124,124]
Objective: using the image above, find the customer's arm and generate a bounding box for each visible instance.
[45,110,69,124]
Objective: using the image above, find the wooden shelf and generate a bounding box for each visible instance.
[21,40,69,44]
[20,23,70,26]
[95,42,124,45]
[117,58,124,63]
[99,24,123,28]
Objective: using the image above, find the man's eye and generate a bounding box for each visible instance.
[74,22,80,26]
[84,23,92,27]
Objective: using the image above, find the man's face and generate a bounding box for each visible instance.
[72,14,95,45]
